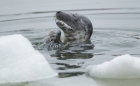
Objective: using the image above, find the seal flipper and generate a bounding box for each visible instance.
[46,30,63,50]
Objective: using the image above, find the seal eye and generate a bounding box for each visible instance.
[57,11,61,14]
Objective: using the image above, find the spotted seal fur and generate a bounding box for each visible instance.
[46,11,93,47]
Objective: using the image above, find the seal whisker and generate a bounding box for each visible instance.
[54,16,57,23]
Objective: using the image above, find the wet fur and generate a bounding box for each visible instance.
[46,11,93,45]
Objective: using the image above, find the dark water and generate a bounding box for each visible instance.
[0,0,140,86]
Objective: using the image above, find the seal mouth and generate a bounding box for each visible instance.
[55,17,74,33]
[55,17,71,28]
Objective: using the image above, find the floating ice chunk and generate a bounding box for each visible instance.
[0,34,57,84]
[86,54,140,79]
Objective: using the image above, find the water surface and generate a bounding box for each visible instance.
[0,0,140,86]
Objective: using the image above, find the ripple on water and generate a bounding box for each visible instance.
[0,27,140,79]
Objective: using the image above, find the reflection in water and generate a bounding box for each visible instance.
[49,43,94,59]
[0,82,54,86]
[59,72,85,78]
[48,43,94,78]
[53,63,85,78]
[93,78,140,86]
[55,63,81,70]
[52,53,93,60]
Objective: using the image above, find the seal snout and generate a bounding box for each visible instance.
[56,11,63,20]
[56,11,61,14]
[56,11,62,17]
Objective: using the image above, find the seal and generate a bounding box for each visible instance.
[46,11,93,46]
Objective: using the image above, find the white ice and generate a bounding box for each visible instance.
[0,34,57,84]
[86,54,140,79]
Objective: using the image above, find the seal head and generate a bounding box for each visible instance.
[55,11,93,44]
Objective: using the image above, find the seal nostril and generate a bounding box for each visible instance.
[57,11,61,14]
